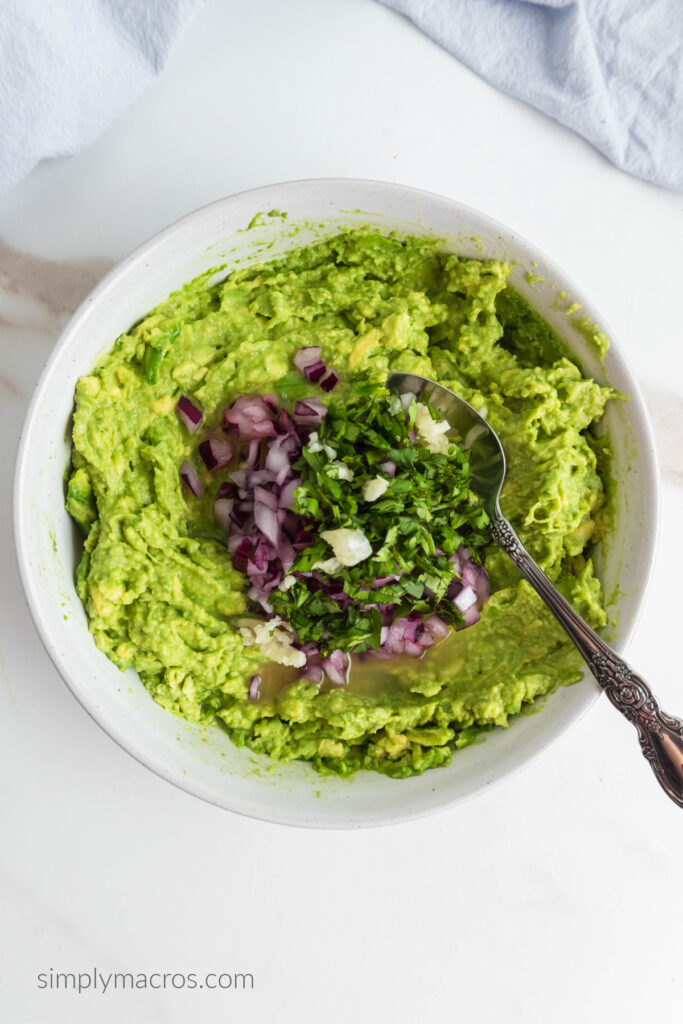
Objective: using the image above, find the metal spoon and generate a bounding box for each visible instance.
[387,371,683,808]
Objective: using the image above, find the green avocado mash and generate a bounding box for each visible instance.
[67,230,615,778]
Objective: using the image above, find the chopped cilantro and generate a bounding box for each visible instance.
[271,387,490,654]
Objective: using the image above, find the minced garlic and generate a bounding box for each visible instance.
[238,616,306,668]
[362,476,389,502]
[320,528,372,567]
[414,402,452,455]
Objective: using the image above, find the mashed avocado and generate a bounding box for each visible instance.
[67,230,615,778]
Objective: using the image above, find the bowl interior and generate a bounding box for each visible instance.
[14,180,657,827]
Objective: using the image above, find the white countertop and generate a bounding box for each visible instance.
[2,2,682,1021]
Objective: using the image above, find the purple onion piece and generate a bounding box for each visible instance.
[275,464,290,488]
[319,368,340,392]
[264,439,291,477]
[301,664,324,685]
[253,485,278,511]
[293,346,323,374]
[304,360,327,384]
[460,605,481,629]
[456,543,472,567]
[198,437,234,471]
[223,396,277,440]
[230,506,251,531]
[292,398,327,426]
[321,649,349,686]
[246,469,277,487]
[231,536,253,573]
[211,390,325,611]
[279,478,300,508]
[176,396,203,434]
[378,460,397,478]
[372,574,399,588]
[461,561,491,604]
[179,460,202,497]
[214,497,234,533]
[275,409,300,439]
[246,439,260,469]
[218,480,238,499]
[248,675,261,702]
[254,502,280,547]
[454,586,477,613]
[424,614,449,641]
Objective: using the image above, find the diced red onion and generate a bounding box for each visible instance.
[223,396,277,440]
[249,535,270,572]
[293,346,322,373]
[179,460,202,497]
[454,585,477,613]
[456,543,472,567]
[198,437,234,471]
[293,347,335,386]
[254,502,280,547]
[424,614,449,640]
[246,469,277,487]
[218,481,237,499]
[265,439,292,477]
[319,368,339,392]
[379,460,397,478]
[253,485,278,511]
[230,536,252,572]
[460,605,481,628]
[302,664,324,685]
[321,649,349,686]
[305,360,327,383]
[275,463,291,487]
[372,574,399,588]
[293,527,313,551]
[246,439,260,469]
[176,396,203,434]
[214,497,234,532]
[251,591,274,614]
[461,561,491,604]
[275,409,300,439]
[275,432,300,457]
[248,675,261,702]
[279,477,300,508]
[292,398,327,426]
[229,506,250,531]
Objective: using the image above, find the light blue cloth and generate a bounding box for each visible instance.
[0,0,202,196]
[379,0,683,190]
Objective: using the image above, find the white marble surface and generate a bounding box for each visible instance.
[1,2,682,1021]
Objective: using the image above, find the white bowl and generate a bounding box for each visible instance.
[14,180,658,828]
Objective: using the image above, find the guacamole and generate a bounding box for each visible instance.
[67,230,614,778]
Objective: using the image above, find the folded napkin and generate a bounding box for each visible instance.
[379,0,683,190]
[0,0,202,196]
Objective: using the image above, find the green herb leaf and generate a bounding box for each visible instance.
[271,387,491,654]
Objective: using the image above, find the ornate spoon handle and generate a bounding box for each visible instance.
[489,513,683,808]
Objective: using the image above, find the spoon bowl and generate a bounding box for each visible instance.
[387,371,683,810]
[386,371,507,516]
